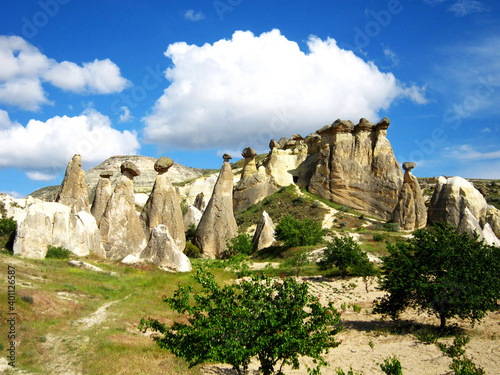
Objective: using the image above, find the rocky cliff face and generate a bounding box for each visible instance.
[262,118,403,220]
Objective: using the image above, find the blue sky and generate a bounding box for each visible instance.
[1,0,499,197]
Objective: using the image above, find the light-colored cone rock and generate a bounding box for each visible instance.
[252,210,275,251]
[90,171,112,226]
[184,205,203,229]
[241,147,258,178]
[392,162,427,230]
[140,225,192,272]
[194,155,238,258]
[100,162,147,260]
[13,200,103,259]
[56,154,90,212]
[140,157,185,250]
[428,176,500,246]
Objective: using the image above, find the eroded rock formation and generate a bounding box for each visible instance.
[140,225,192,272]
[183,205,203,229]
[252,210,275,251]
[233,147,280,211]
[56,154,90,212]
[100,162,147,260]
[392,162,427,230]
[306,118,403,219]
[13,200,103,259]
[428,176,500,246]
[90,171,112,226]
[140,157,185,250]
[193,192,205,211]
[194,155,238,258]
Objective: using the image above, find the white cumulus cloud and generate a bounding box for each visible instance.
[143,29,426,151]
[448,0,486,16]
[0,35,129,110]
[0,109,140,180]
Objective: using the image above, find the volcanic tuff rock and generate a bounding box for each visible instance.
[140,157,185,250]
[193,192,205,211]
[233,147,280,211]
[140,225,192,272]
[194,156,238,258]
[56,154,90,212]
[307,118,403,220]
[252,210,275,251]
[428,176,500,246]
[99,162,147,260]
[183,205,203,229]
[13,199,103,259]
[84,155,208,197]
[90,171,112,226]
[392,162,427,230]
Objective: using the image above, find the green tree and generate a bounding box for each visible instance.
[140,269,342,375]
[317,236,374,278]
[282,250,310,277]
[275,215,324,248]
[374,223,500,329]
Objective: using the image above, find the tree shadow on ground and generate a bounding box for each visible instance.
[202,367,259,375]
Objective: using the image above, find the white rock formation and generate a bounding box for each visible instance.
[13,200,104,259]
[428,176,500,246]
[140,225,192,272]
[183,205,203,229]
[252,210,275,251]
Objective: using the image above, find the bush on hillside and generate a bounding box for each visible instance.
[275,215,324,248]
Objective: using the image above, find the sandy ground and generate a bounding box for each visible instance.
[201,277,500,375]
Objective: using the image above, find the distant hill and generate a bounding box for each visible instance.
[29,155,217,202]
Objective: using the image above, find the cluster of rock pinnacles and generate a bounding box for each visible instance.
[13,117,500,266]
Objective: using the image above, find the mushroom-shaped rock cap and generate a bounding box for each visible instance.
[269,139,280,150]
[242,147,257,159]
[154,156,174,173]
[317,119,355,135]
[403,162,416,171]
[305,133,321,144]
[223,153,232,162]
[354,118,375,132]
[290,134,304,141]
[375,117,390,131]
[99,171,113,178]
[120,161,140,177]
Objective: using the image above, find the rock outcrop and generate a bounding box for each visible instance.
[428,176,500,246]
[308,118,403,219]
[183,205,203,229]
[140,225,192,272]
[252,210,275,251]
[233,147,280,211]
[13,199,103,259]
[90,171,112,226]
[193,192,205,211]
[56,154,90,212]
[99,162,147,260]
[392,162,427,230]
[140,157,185,250]
[194,155,238,258]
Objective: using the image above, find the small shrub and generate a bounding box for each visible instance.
[0,218,16,236]
[184,242,201,258]
[337,367,364,375]
[379,355,403,375]
[222,233,253,258]
[372,233,385,242]
[45,245,71,259]
[437,335,485,375]
[185,223,196,243]
[383,222,400,232]
[350,303,362,313]
[20,295,34,304]
[338,206,350,212]
[292,196,305,206]
[275,215,324,248]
